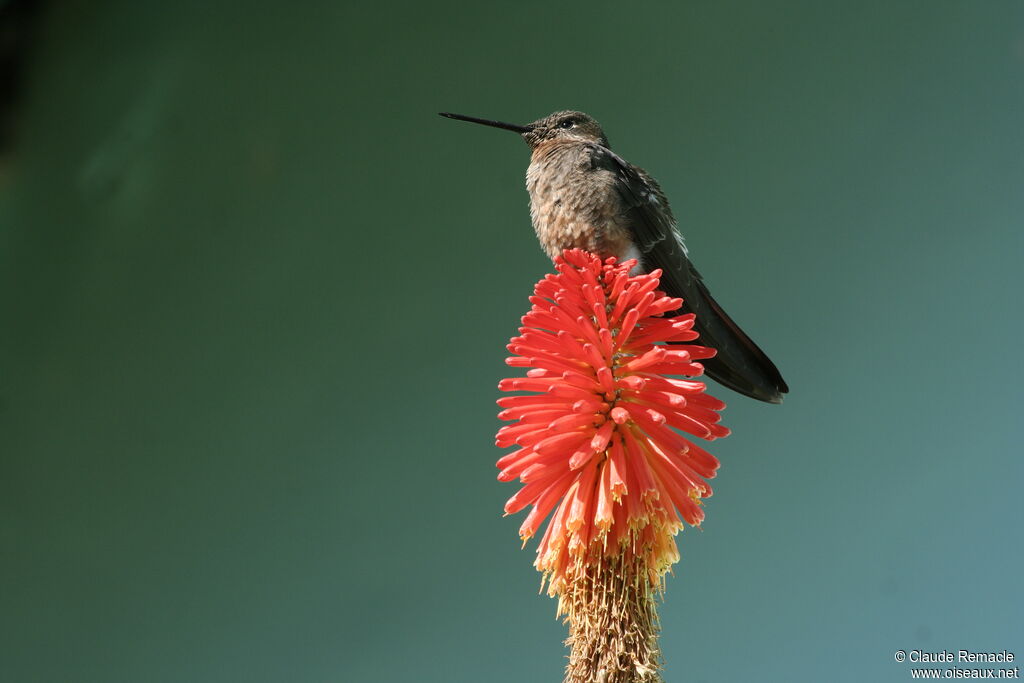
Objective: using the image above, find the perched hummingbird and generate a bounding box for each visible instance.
[440,110,788,404]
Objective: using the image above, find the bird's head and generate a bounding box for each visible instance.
[439,110,610,149]
[522,110,609,148]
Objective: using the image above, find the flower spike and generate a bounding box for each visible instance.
[495,249,729,683]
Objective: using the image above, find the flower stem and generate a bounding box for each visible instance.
[562,551,663,683]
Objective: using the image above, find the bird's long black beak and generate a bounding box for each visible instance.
[439,112,532,134]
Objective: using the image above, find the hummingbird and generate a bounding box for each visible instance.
[440,110,788,404]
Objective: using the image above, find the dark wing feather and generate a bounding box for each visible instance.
[594,146,789,403]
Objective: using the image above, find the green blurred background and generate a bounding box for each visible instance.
[2,2,1022,681]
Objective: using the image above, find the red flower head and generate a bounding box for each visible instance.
[496,249,729,600]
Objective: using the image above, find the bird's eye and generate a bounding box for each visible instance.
[559,119,575,129]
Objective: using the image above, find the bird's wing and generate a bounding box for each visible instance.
[590,145,789,403]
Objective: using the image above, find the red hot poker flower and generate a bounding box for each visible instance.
[495,249,729,683]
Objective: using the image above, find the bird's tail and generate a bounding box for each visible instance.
[676,278,789,404]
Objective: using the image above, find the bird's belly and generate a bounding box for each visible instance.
[541,215,634,263]
[527,177,633,262]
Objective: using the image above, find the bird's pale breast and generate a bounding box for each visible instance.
[526,141,635,262]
